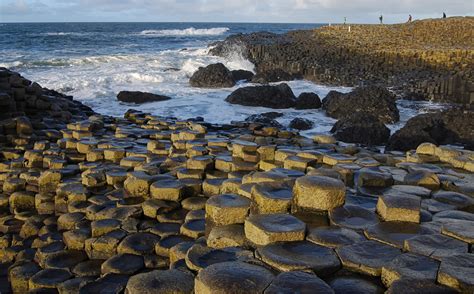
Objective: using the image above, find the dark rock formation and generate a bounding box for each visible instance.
[387,109,474,151]
[331,113,390,145]
[245,112,283,127]
[0,68,94,147]
[117,91,171,104]
[295,92,322,110]
[225,83,297,109]
[322,86,399,124]
[189,63,236,88]
[251,69,296,84]
[231,70,254,82]
[289,118,314,130]
[210,18,474,106]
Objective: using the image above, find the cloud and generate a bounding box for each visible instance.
[1,0,473,22]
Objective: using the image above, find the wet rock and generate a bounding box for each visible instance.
[404,234,468,260]
[322,86,399,123]
[386,278,458,294]
[336,240,401,276]
[437,253,474,292]
[117,232,160,256]
[331,113,390,145]
[225,83,297,108]
[29,268,72,290]
[381,253,439,287]
[117,91,171,104]
[295,92,322,110]
[329,205,380,231]
[327,274,384,294]
[256,240,340,276]
[194,261,274,294]
[231,69,254,82]
[289,118,313,130]
[185,244,253,271]
[190,63,236,88]
[265,271,334,294]
[78,273,129,294]
[365,221,435,248]
[125,269,194,294]
[441,220,474,244]
[307,226,365,248]
[244,112,283,127]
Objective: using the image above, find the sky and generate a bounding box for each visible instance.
[0,0,473,23]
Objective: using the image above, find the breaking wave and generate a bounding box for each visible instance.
[139,27,230,37]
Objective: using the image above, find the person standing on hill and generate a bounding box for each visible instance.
[443,12,447,18]
[408,14,412,22]
[379,15,383,24]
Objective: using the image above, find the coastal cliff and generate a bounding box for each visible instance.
[211,17,474,106]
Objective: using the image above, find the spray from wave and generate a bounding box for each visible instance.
[139,27,229,37]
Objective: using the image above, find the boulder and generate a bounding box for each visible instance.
[231,70,254,82]
[117,91,171,104]
[387,109,474,151]
[226,83,297,108]
[295,92,322,109]
[245,112,283,127]
[189,63,236,88]
[251,69,297,83]
[330,113,390,145]
[322,86,399,123]
[289,118,313,130]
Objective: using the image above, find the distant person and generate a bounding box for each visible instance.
[443,12,447,18]
[379,15,383,24]
[344,17,347,25]
[408,14,412,22]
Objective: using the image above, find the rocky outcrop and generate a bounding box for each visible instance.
[295,92,322,110]
[189,63,236,88]
[117,91,171,104]
[0,68,94,147]
[251,69,297,84]
[231,70,254,82]
[330,113,390,146]
[322,86,399,123]
[289,118,313,130]
[211,18,474,106]
[225,83,297,109]
[387,108,474,151]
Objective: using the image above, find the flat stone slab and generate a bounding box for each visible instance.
[327,274,384,294]
[365,221,435,248]
[307,226,366,248]
[195,261,274,294]
[381,253,439,287]
[404,234,468,260]
[437,253,474,292]
[117,232,161,255]
[376,194,421,223]
[185,244,253,271]
[336,240,402,276]
[329,205,380,231]
[256,240,340,276]
[251,182,293,214]
[441,220,474,244]
[101,253,144,275]
[264,271,334,294]
[386,278,458,294]
[244,214,306,246]
[125,269,194,294]
[205,194,250,226]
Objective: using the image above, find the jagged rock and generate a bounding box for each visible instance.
[117,91,171,104]
[251,69,296,83]
[225,83,297,108]
[295,92,322,109]
[331,113,390,145]
[322,86,399,123]
[190,63,236,88]
[289,118,313,130]
[244,112,283,127]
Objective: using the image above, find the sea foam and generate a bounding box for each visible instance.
[139,27,230,36]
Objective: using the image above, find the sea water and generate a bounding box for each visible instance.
[0,22,447,136]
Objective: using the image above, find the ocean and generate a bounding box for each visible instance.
[0,22,446,136]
